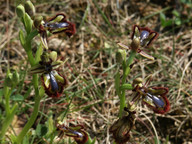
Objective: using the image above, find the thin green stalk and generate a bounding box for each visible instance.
[0,104,18,141]
[119,51,136,117]
[16,44,41,143]
[16,75,40,144]
[4,87,10,115]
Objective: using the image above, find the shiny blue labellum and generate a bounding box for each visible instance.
[49,72,59,92]
[44,22,69,29]
[72,130,83,137]
[147,93,165,108]
[140,30,149,46]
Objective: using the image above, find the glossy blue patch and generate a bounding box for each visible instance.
[140,30,149,46]
[147,93,165,107]
[44,22,69,29]
[49,72,59,92]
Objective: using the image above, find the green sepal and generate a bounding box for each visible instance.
[120,83,133,91]
[35,43,43,64]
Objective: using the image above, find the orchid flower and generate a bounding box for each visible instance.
[57,123,88,144]
[131,75,170,114]
[118,25,159,60]
[29,51,67,98]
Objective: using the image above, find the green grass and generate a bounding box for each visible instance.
[0,0,192,143]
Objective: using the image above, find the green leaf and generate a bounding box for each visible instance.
[19,30,26,47]
[120,83,133,91]
[0,89,3,98]
[90,137,96,144]
[22,135,29,144]
[4,75,13,87]
[36,124,48,137]
[172,10,180,17]
[115,72,120,96]
[39,86,45,98]
[45,116,54,136]
[160,12,166,25]
[12,71,20,85]
[163,19,173,27]
[24,13,33,34]
[175,18,181,25]
[27,29,38,42]
[10,94,24,101]
[35,43,43,64]
[160,12,173,27]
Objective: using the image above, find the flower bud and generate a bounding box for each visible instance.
[24,1,35,17]
[4,73,13,87]
[33,16,43,29]
[49,51,57,62]
[132,77,143,87]
[16,4,25,18]
[130,37,140,51]
[12,71,20,85]
[116,49,126,64]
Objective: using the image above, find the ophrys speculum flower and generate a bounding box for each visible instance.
[29,52,67,98]
[57,123,88,144]
[131,76,170,114]
[118,25,159,60]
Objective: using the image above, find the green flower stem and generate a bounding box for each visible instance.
[0,102,18,140]
[4,86,10,114]
[16,75,40,144]
[119,50,136,118]
[16,44,41,143]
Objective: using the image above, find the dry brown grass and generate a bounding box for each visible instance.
[0,0,192,143]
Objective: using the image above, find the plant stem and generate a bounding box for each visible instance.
[16,75,40,144]
[0,104,18,141]
[119,50,136,118]
[4,86,10,114]
[16,45,41,143]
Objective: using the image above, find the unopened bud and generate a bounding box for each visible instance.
[34,16,43,28]
[24,1,35,17]
[116,49,126,64]
[16,4,25,18]
[132,77,143,87]
[12,71,19,85]
[130,37,140,51]
[49,51,57,62]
